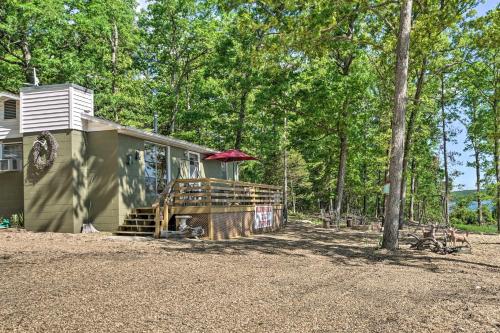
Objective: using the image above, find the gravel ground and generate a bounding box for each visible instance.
[1,221,499,333]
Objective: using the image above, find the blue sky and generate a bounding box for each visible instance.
[137,0,498,190]
[450,0,497,190]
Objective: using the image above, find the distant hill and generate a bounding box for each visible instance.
[451,190,477,201]
[450,190,493,211]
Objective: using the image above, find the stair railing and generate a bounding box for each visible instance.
[153,179,177,238]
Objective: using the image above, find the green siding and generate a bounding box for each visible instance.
[10,128,230,234]
[86,131,119,232]
[0,138,24,218]
[117,134,146,224]
[203,159,226,179]
[170,146,186,179]
[23,131,79,233]
[72,131,88,231]
[0,168,23,218]
[169,146,231,180]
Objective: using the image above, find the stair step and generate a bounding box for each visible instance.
[119,225,156,229]
[129,213,155,218]
[122,223,155,228]
[114,231,154,236]
[134,207,155,213]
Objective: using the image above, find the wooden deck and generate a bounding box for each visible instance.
[154,178,283,239]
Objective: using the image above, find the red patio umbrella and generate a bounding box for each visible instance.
[205,149,257,180]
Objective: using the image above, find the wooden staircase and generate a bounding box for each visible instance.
[115,207,156,237]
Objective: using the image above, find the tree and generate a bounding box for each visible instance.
[138,0,218,135]
[0,0,68,87]
[382,0,413,250]
[66,0,141,123]
[459,8,499,231]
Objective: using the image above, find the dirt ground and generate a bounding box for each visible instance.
[0,221,499,333]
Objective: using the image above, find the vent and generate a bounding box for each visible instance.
[4,100,16,120]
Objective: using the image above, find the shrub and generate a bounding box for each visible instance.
[10,212,24,228]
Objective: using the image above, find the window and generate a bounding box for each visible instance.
[221,162,227,179]
[3,100,16,120]
[0,143,22,171]
[188,152,200,178]
[0,143,22,160]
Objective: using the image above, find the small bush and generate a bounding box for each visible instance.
[10,212,24,228]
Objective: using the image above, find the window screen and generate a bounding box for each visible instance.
[4,100,17,120]
[188,152,200,178]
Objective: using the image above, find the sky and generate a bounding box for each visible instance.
[136,0,498,190]
[450,0,497,190]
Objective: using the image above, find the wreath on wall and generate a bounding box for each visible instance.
[31,131,59,171]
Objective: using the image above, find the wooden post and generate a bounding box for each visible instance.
[208,182,214,240]
[162,200,169,234]
[252,184,257,205]
[153,203,161,238]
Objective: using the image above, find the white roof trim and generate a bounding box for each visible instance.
[0,92,20,101]
[81,114,217,154]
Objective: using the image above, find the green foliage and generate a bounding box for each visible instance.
[450,197,495,225]
[10,212,24,228]
[450,200,477,225]
[451,222,498,234]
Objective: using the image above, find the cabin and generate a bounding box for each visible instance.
[0,83,283,239]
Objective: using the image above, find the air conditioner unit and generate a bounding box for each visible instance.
[0,159,22,172]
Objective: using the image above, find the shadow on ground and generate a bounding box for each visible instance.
[158,220,500,274]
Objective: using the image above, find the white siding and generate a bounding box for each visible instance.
[70,87,94,131]
[0,100,21,139]
[20,85,94,133]
[21,88,70,133]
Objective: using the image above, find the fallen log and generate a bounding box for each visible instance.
[407,233,471,255]
[409,235,443,251]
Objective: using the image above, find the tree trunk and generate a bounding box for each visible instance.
[409,159,416,223]
[493,96,499,233]
[110,21,119,121]
[345,192,350,218]
[375,170,382,218]
[331,12,356,227]
[169,91,180,134]
[362,162,367,219]
[283,113,288,222]
[334,97,349,227]
[382,0,413,250]
[235,90,248,150]
[421,199,427,224]
[399,59,427,228]
[474,147,483,225]
[419,198,426,224]
[111,21,119,95]
[20,36,34,84]
[440,75,450,226]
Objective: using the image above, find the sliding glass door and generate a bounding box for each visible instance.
[144,142,169,202]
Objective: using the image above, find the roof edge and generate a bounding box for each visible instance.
[82,114,217,154]
[0,92,20,100]
[20,83,93,94]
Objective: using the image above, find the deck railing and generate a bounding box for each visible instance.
[172,178,282,207]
